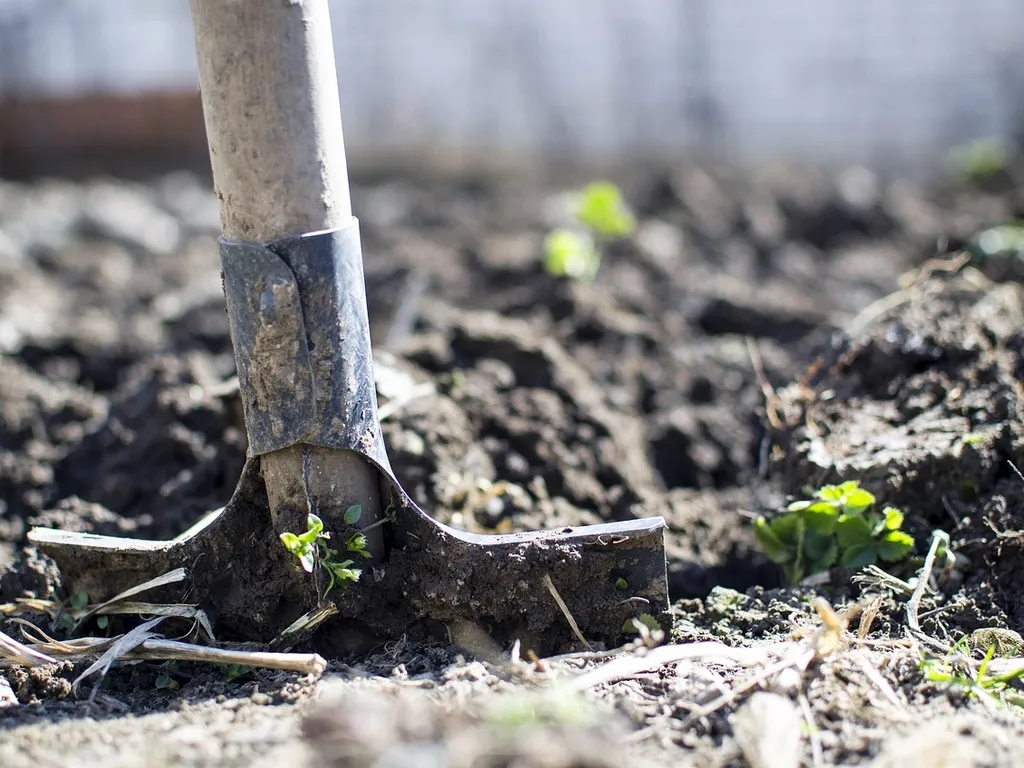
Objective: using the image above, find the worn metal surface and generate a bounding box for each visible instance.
[221,222,386,469]
[29,455,669,653]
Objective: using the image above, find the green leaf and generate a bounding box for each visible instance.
[840,543,878,569]
[803,530,836,561]
[543,229,601,280]
[154,673,178,691]
[804,535,838,574]
[769,513,801,541]
[801,502,840,534]
[344,505,363,525]
[841,487,875,515]
[70,592,89,612]
[614,577,628,591]
[574,182,636,238]
[298,548,316,573]
[817,484,845,502]
[835,515,873,548]
[298,514,324,545]
[223,664,251,683]
[754,517,795,563]
[279,532,301,552]
[96,616,109,630]
[875,531,915,562]
[623,613,661,634]
[882,507,905,531]
[787,500,813,512]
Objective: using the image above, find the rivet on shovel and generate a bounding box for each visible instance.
[27,0,668,655]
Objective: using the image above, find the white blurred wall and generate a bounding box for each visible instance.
[1,0,1022,170]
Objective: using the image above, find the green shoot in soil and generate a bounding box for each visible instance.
[623,613,662,635]
[920,637,1024,710]
[967,221,1024,262]
[949,137,1010,183]
[754,480,915,585]
[280,508,371,596]
[544,181,636,280]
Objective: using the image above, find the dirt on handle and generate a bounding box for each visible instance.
[4,163,1024,765]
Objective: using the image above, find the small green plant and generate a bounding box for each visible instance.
[967,221,1024,262]
[623,613,662,635]
[221,663,253,683]
[280,507,371,596]
[544,181,636,280]
[949,137,1010,183]
[154,663,182,692]
[920,637,1024,709]
[754,480,915,585]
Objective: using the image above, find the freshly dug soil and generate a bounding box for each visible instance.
[3,161,1024,766]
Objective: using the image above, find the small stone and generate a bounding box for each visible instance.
[730,692,802,768]
[971,627,1024,657]
[0,677,19,709]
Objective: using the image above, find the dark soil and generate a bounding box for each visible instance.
[4,161,1024,765]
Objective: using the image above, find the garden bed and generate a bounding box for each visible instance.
[2,162,1024,766]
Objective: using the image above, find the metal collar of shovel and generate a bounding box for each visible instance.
[27,219,669,655]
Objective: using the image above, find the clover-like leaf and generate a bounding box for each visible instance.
[875,531,915,562]
[836,514,873,548]
[804,531,838,573]
[840,543,878,569]
[881,507,905,531]
[817,484,845,502]
[801,502,841,534]
[841,487,875,515]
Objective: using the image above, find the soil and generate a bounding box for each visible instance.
[4,161,1024,765]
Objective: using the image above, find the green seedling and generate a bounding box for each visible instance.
[154,672,179,691]
[57,591,90,631]
[920,637,1024,709]
[544,181,636,280]
[280,507,372,597]
[222,663,253,683]
[154,663,182,692]
[949,137,1010,183]
[623,613,662,635]
[754,480,915,585]
[966,221,1024,263]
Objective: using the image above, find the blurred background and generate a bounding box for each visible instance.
[2,0,1024,597]
[1,0,1023,178]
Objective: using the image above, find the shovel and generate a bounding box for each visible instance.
[26,0,668,655]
